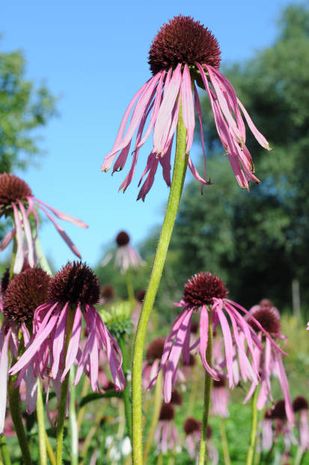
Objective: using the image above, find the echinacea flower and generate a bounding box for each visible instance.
[293,397,309,451]
[0,173,88,273]
[245,301,294,423]
[10,262,125,392]
[211,376,229,418]
[155,403,178,454]
[102,15,270,200]
[150,272,280,403]
[143,337,165,389]
[183,419,218,464]
[102,231,144,273]
[0,267,50,432]
[261,409,274,452]
[271,400,296,451]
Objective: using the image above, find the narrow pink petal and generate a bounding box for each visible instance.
[153,64,182,155]
[38,205,82,258]
[199,305,218,378]
[215,305,235,387]
[50,303,69,379]
[18,201,35,267]
[237,98,271,150]
[163,308,193,402]
[0,228,15,251]
[275,354,294,424]
[34,198,88,228]
[62,305,82,380]
[0,330,10,433]
[188,157,208,184]
[194,84,207,177]
[181,64,195,152]
[12,203,25,273]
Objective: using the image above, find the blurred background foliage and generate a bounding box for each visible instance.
[95,3,309,322]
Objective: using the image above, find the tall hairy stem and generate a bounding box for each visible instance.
[131,109,188,465]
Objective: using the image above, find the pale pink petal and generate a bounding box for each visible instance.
[0,330,10,433]
[237,98,271,150]
[12,203,25,273]
[181,64,195,152]
[199,305,219,378]
[18,201,35,267]
[34,198,88,228]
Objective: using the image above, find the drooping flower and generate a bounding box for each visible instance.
[0,173,88,273]
[261,409,274,452]
[155,403,178,454]
[211,376,229,418]
[102,16,270,200]
[150,272,281,402]
[271,400,296,451]
[102,230,144,273]
[10,262,125,392]
[143,337,165,389]
[183,419,218,464]
[245,301,294,423]
[0,267,50,432]
[293,396,309,451]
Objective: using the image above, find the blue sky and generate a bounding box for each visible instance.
[2,0,292,268]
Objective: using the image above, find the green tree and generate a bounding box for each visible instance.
[0,44,56,172]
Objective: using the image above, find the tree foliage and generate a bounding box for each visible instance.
[0,44,56,172]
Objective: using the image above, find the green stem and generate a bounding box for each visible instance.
[119,336,132,440]
[69,369,78,465]
[198,315,213,465]
[143,372,162,463]
[0,435,11,465]
[246,388,259,465]
[220,418,231,465]
[294,448,305,465]
[45,433,56,465]
[56,309,75,465]
[8,378,32,465]
[36,381,47,465]
[131,109,188,465]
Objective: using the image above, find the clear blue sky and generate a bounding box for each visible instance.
[2,0,292,269]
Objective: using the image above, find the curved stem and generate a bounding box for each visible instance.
[0,435,11,465]
[246,388,259,465]
[220,418,231,465]
[36,381,47,465]
[143,372,162,463]
[294,448,304,465]
[198,315,213,465]
[119,336,132,440]
[8,378,32,465]
[131,110,188,465]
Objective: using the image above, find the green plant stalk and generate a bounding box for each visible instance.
[8,378,32,465]
[198,315,213,465]
[36,381,47,465]
[294,448,305,465]
[119,336,132,440]
[0,435,11,465]
[69,369,78,465]
[143,372,163,463]
[220,418,231,465]
[246,388,259,465]
[45,434,56,465]
[56,308,75,465]
[131,109,188,465]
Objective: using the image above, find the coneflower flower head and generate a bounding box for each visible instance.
[156,403,178,454]
[102,16,270,199]
[246,302,293,423]
[10,262,125,392]
[0,268,50,432]
[146,337,165,363]
[3,268,50,324]
[212,375,229,417]
[170,389,183,406]
[0,173,87,273]
[184,417,201,436]
[102,230,144,272]
[150,271,281,403]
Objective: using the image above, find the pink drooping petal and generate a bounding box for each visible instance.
[10,305,59,375]
[187,157,208,184]
[181,64,195,153]
[275,354,294,424]
[0,330,10,433]
[18,201,35,267]
[101,81,150,170]
[50,303,69,379]
[0,228,15,251]
[12,203,25,273]
[163,308,193,402]
[237,98,271,150]
[62,305,82,380]
[215,305,236,387]
[34,198,88,228]
[153,64,182,155]
[199,305,219,378]
[38,204,82,259]
[137,154,159,201]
